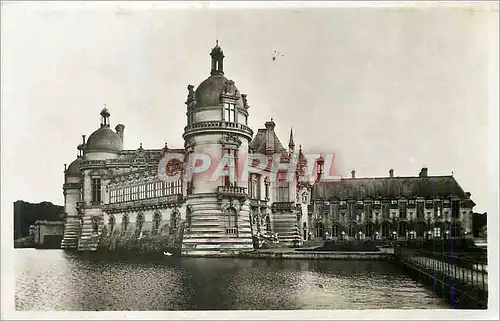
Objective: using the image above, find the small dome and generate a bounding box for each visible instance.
[66,157,83,177]
[195,74,244,108]
[85,127,122,153]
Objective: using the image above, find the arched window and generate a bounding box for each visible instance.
[170,210,180,233]
[315,221,325,238]
[152,211,162,235]
[135,212,144,238]
[108,215,115,236]
[225,208,238,235]
[121,214,129,235]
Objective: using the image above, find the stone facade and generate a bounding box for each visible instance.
[61,44,313,256]
[60,44,478,257]
[308,169,476,241]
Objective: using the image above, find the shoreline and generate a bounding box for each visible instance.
[16,247,396,261]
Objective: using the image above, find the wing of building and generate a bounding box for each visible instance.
[60,44,476,257]
[309,168,475,241]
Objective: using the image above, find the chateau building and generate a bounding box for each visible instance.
[308,168,476,241]
[61,43,476,256]
[61,43,313,256]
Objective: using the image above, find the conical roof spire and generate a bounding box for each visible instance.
[288,128,295,150]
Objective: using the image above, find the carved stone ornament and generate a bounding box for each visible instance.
[219,134,242,147]
[184,138,196,150]
[241,94,249,109]
[223,79,238,96]
[187,84,195,102]
[101,169,114,180]
[220,203,231,213]
[231,199,242,211]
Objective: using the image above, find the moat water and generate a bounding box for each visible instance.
[15,249,449,311]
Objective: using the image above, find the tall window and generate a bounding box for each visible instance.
[348,202,356,220]
[223,149,237,186]
[433,227,441,238]
[223,103,236,122]
[434,200,443,219]
[249,174,261,199]
[108,215,115,236]
[416,201,424,219]
[382,202,390,219]
[276,171,289,202]
[152,211,162,235]
[91,178,101,203]
[135,213,144,238]
[170,210,179,233]
[225,208,238,235]
[399,201,407,219]
[451,200,460,218]
[121,214,129,235]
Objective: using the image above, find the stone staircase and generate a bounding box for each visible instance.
[77,216,100,252]
[60,216,80,250]
[273,211,301,246]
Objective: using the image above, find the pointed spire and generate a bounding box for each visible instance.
[288,127,295,151]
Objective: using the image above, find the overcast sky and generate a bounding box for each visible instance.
[2,2,498,215]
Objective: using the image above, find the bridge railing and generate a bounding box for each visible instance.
[396,247,488,293]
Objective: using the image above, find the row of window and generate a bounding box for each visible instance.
[108,180,182,204]
[248,174,271,200]
[334,199,456,206]
[106,212,178,237]
[186,102,248,127]
[104,209,238,236]
[332,210,457,221]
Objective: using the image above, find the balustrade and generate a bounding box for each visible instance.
[217,186,247,198]
[184,121,253,135]
[271,201,296,212]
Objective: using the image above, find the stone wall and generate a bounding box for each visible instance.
[97,218,185,256]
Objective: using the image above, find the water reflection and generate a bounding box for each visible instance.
[15,249,449,311]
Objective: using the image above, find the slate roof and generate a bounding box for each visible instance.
[312,176,473,202]
[249,129,287,154]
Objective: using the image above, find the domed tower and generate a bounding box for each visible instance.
[78,108,124,251]
[84,108,123,160]
[182,42,254,256]
[61,142,84,249]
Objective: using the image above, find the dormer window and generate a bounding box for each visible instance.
[223,102,236,122]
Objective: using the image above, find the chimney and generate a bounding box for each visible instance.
[419,167,428,178]
[351,170,356,179]
[389,169,394,178]
[466,192,471,198]
[115,124,125,144]
[264,119,275,155]
[82,135,86,145]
